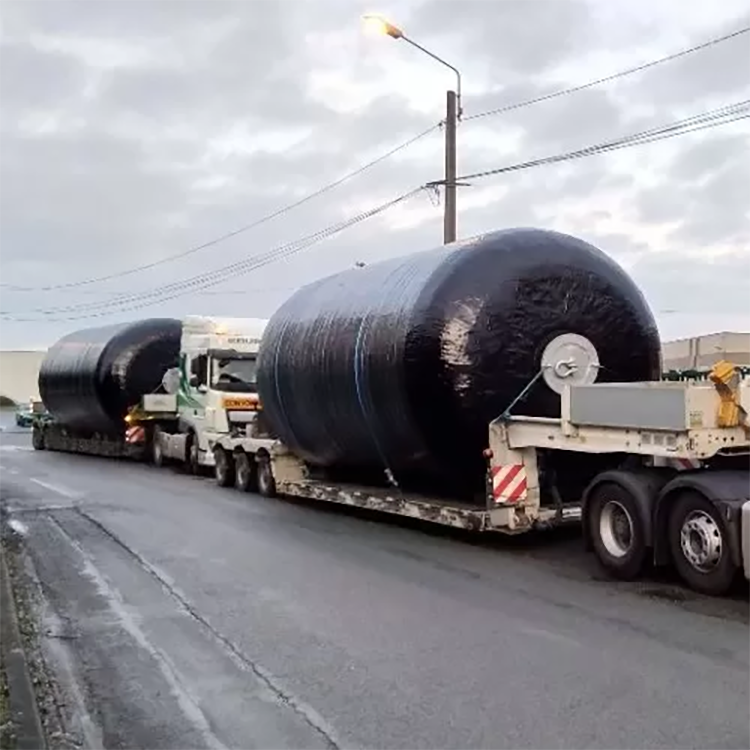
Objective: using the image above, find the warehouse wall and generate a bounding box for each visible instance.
[661,331,750,371]
[0,350,45,405]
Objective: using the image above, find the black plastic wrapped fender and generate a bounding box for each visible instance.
[39,318,182,435]
[257,228,661,494]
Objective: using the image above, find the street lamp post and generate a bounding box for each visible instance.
[363,15,461,244]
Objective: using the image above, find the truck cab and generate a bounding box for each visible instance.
[152,316,268,470]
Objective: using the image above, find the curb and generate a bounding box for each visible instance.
[0,540,46,750]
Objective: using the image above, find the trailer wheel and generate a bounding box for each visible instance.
[152,426,165,467]
[257,454,277,498]
[234,451,255,492]
[214,447,235,488]
[668,492,737,596]
[588,482,648,580]
[32,424,45,451]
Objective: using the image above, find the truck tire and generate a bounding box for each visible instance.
[588,481,648,580]
[668,491,738,596]
[214,447,235,488]
[257,454,277,498]
[234,451,255,493]
[152,426,165,467]
[185,432,200,475]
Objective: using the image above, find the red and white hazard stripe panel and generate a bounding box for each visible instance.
[490,463,528,504]
[125,425,146,445]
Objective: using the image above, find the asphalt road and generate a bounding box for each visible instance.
[1,424,748,750]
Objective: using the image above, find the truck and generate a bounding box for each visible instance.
[203,333,750,596]
[32,323,750,595]
[32,316,268,471]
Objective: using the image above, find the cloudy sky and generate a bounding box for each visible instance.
[0,0,748,350]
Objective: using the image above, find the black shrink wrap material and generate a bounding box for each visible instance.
[257,228,661,495]
[39,318,182,435]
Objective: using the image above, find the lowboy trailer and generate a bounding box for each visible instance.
[209,350,750,597]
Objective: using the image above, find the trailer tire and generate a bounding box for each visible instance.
[588,482,648,580]
[257,454,276,498]
[668,491,737,596]
[32,424,45,451]
[214,447,235,488]
[234,451,255,493]
[152,426,165,467]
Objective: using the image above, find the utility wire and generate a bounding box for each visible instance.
[1,188,424,321]
[465,25,750,122]
[7,102,745,321]
[0,124,440,293]
[440,100,750,184]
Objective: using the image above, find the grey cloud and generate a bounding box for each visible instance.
[1,0,748,348]
[631,249,750,319]
[668,132,749,182]
[0,40,88,112]
[0,0,244,40]
[634,147,750,244]
[411,0,592,77]
[495,88,624,153]
[619,12,750,108]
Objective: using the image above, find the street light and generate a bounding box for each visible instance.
[363,14,461,244]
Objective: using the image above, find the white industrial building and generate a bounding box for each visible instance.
[0,350,45,404]
[661,331,750,370]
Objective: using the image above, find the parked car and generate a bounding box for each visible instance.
[15,401,45,427]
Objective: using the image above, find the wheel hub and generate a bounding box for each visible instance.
[680,510,722,572]
[599,500,633,558]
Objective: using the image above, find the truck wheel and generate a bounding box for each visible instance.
[185,432,200,475]
[234,451,255,492]
[152,426,164,467]
[32,424,45,451]
[257,454,277,498]
[214,447,235,488]
[668,492,737,596]
[588,482,648,580]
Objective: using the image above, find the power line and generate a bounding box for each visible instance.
[1,188,424,322]
[465,25,750,122]
[0,285,300,297]
[0,124,441,293]
[6,102,745,320]
[441,100,749,184]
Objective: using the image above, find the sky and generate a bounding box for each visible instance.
[0,0,748,350]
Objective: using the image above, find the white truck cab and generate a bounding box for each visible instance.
[152,315,268,470]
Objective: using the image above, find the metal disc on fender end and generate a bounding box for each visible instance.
[39,318,182,435]
[540,333,601,395]
[257,228,661,497]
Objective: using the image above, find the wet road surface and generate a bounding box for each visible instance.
[1,425,748,749]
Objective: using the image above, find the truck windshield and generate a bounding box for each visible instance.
[211,357,258,393]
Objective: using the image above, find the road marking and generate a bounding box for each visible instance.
[29,478,83,499]
[49,518,228,750]
[522,626,582,648]
[8,504,78,514]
